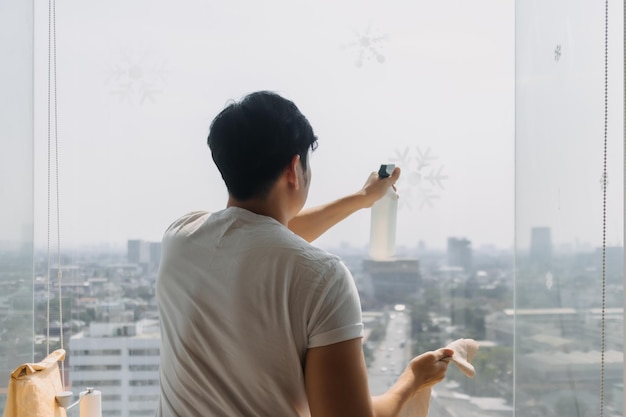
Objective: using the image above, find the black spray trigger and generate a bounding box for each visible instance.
[378,164,395,178]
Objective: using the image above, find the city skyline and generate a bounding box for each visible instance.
[15,223,619,253]
[0,227,611,256]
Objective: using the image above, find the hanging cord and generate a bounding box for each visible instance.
[53,0,65,386]
[599,0,609,416]
[45,0,52,359]
[46,0,65,387]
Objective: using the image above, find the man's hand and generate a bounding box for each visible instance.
[358,166,401,208]
[408,348,454,392]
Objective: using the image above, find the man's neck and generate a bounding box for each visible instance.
[227,195,289,226]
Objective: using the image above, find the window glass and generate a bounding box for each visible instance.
[6,0,519,415]
[0,0,34,412]
[7,1,620,414]
[515,1,624,415]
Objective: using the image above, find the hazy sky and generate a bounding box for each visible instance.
[2,0,623,252]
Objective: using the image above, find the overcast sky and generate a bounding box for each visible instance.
[2,0,624,252]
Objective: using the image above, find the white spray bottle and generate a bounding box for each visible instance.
[369,164,399,260]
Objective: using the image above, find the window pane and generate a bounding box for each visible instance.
[0,0,34,413]
[28,1,514,415]
[4,1,620,415]
[515,1,624,416]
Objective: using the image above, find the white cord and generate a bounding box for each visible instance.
[599,0,609,415]
[46,0,65,387]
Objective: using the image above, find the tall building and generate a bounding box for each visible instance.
[149,242,162,270]
[595,246,624,284]
[127,240,150,265]
[447,237,472,272]
[70,320,160,417]
[127,240,162,272]
[529,227,552,267]
[362,259,420,305]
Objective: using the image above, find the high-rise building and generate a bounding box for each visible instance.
[127,240,150,265]
[70,320,160,417]
[362,259,420,305]
[127,240,162,272]
[447,237,472,272]
[149,242,162,270]
[595,246,624,284]
[529,227,552,267]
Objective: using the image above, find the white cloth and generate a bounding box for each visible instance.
[155,208,363,417]
[445,338,479,378]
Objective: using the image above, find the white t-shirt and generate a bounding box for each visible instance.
[156,208,363,417]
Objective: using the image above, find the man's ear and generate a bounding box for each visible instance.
[286,155,301,190]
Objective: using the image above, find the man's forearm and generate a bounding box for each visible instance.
[288,193,368,242]
[370,366,419,417]
[371,390,410,417]
[290,168,400,242]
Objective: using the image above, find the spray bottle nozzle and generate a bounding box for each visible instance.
[378,164,395,178]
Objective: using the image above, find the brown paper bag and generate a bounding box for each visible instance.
[3,349,68,417]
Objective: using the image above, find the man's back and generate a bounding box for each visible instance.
[155,207,363,416]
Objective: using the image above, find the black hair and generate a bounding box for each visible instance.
[207,91,318,201]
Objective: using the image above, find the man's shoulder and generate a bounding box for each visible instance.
[282,240,346,277]
[164,211,211,235]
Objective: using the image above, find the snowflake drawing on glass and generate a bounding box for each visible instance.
[389,146,449,210]
[554,44,562,62]
[341,24,388,68]
[106,45,170,104]
[545,272,554,290]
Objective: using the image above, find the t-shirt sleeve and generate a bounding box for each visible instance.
[307,260,363,348]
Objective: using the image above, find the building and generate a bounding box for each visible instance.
[149,242,162,270]
[518,350,623,415]
[127,240,150,265]
[69,320,161,417]
[127,240,162,272]
[447,237,472,272]
[595,246,625,284]
[486,307,624,353]
[363,258,420,305]
[529,227,552,267]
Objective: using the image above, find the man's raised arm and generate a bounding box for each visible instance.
[288,167,401,242]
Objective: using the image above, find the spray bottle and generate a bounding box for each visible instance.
[369,164,399,260]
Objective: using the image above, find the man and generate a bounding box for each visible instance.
[156,91,452,417]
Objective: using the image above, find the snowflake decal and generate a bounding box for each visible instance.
[545,272,554,290]
[389,146,449,210]
[106,45,170,104]
[341,24,388,68]
[554,44,562,62]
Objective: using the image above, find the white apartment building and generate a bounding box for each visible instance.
[69,320,160,417]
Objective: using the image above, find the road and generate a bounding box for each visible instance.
[368,309,412,395]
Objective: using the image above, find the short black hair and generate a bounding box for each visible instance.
[207,91,318,201]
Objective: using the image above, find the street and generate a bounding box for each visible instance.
[368,308,412,395]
